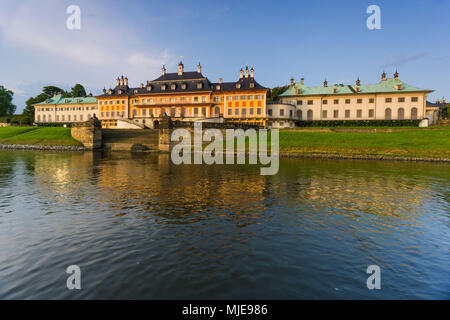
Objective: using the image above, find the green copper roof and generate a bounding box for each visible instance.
[279,78,433,97]
[34,94,97,105]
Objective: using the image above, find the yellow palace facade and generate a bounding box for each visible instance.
[97,62,269,128]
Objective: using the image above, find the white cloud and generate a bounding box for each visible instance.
[0,0,174,108]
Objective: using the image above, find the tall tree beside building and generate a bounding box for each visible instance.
[71,84,87,97]
[0,85,16,117]
[268,86,289,102]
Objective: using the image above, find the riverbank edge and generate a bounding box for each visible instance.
[0,144,86,152]
[1,144,449,163]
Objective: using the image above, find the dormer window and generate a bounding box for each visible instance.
[161,84,166,91]
[181,83,187,90]
[197,82,203,89]
[333,88,338,93]
[108,90,112,95]
[171,84,176,90]
[250,82,255,88]
[216,85,221,90]
[147,85,152,91]
[134,89,138,94]
[356,87,361,92]
[236,83,241,89]
[296,89,302,94]
[118,90,122,94]
[65,99,69,103]
[395,84,403,90]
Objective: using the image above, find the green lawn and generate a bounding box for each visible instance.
[0,127,82,146]
[277,128,450,158]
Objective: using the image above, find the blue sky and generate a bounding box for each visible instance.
[0,0,449,112]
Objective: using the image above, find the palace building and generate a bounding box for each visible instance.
[97,62,269,128]
[276,71,433,124]
[34,94,98,123]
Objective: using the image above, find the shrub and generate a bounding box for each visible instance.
[296,120,421,127]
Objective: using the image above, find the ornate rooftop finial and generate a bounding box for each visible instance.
[197,60,202,73]
[394,70,399,79]
[323,79,328,87]
[356,77,361,86]
[381,71,387,81]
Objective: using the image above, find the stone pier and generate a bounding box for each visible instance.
[71,115,103,149]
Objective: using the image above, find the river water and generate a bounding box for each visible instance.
[0,151,448,299]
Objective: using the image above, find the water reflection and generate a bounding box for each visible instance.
[0,150,448,299]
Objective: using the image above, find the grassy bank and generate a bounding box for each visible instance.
[0,127,82,146]
[277,127,450,159]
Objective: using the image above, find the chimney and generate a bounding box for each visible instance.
[381,71,387,81]
[394,70,399,80]
[120,75,124,86]
[124,76,128,86]
[250,67,254,78]
[102,88,106,94]
[245,66,249,78]
[197,62,202,73]
[140,83,144,88]
[116,77,120,86]
[161,65,166,76]
[356,77,360,86]
[178,61,184,75]
[323,79,328,87]
[300,77,305,85]
[290,77,294,86]
[219,78,223,84]
[240,68,243,79]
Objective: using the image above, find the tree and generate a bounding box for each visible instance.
[440,104,449,119]
[268,85,289,102]
[0,85,16,116]
[71,84,86,97]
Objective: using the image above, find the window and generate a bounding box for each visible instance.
[228,108,232,115]
[249,95,254,100]
[307,100,313,105]
[256,95,262,99]
[214,107,220,115]
[202,108,206,116]
[411,107,418,119]
[234,96,239,101]
[334,99,339,104]
[307,110,313,121]
[143,109,146,116]
[322,110,327,118]
[280,109,284,116]
[369,98,375,103]
[357,109,362,118]
[357,99,362,104]
[268,109,273,116]
[194,97,198,102]
[398,108,404,120]
[333,110,339,118]
[297,100,303,105]
[345,99,351,104]
[411,97,418,102]
[202,96,207,103]
[241,108,247,116]
[323,100,328,105]
[194,108,198,115]
[297,110,302,120]
[227,96,232,101]
[385,98,392,103]
[398,97,405,103]
[249,108,254,115]
[101,112,104,118]
[171,108,176,116]
[235,108,239,116]
[345,110,350,118]
[290,110,293,117]
[369,109,374,117]
[257,108,262,115]
[214,96,220,102]
[240,95,246,100]
[385,108,392,120]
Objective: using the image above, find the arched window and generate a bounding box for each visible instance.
[411,107,418,120]
[43,114,46,122]
[307,110,313,121]
[37,115,41,122]
[132,109,137,117]
[297,110,302,120]
[215,106,220,116]
[398,108,404,120]
[385,108,391,120]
